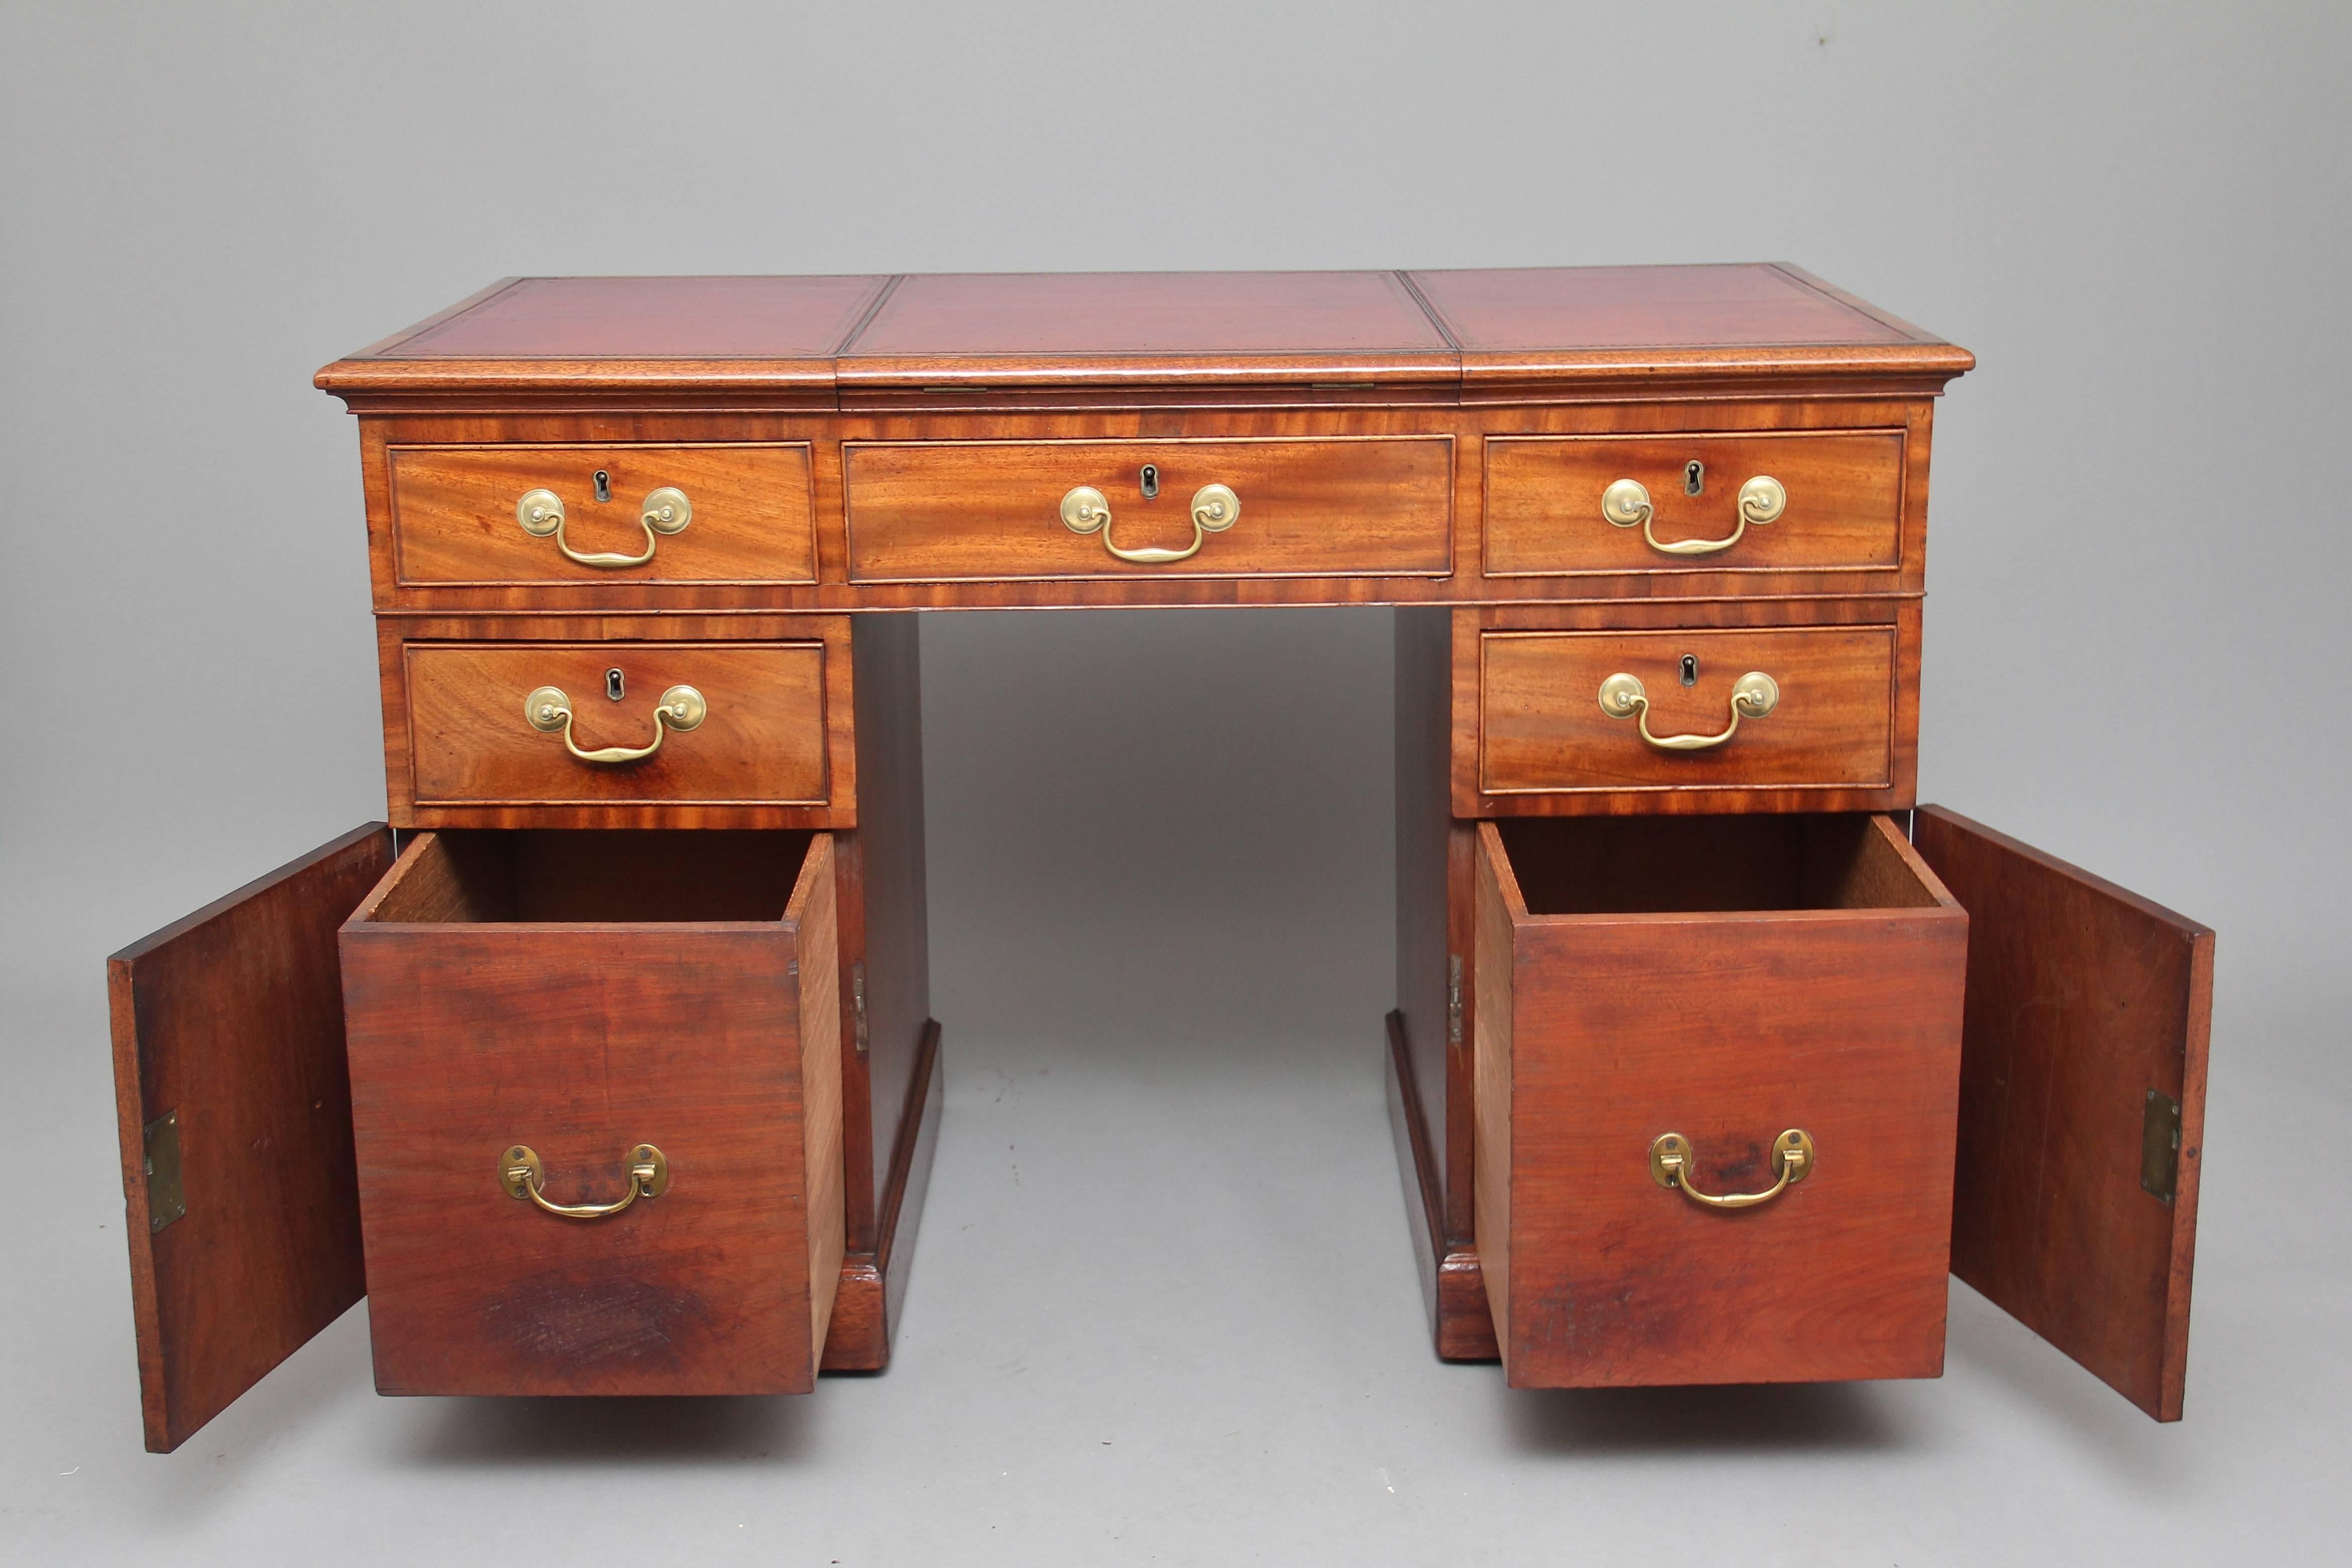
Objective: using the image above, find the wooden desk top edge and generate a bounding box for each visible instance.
[316,264,1973,400]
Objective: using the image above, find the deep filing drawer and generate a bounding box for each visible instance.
[842,437,1453,582]
[339,828,845,1396]
[386,444,818,588]
[1482,431,1905,579]
[1473,814,1967,1388]
[401,639,833,812]
[1477,624,1900,801]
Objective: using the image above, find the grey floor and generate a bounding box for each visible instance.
[4,609,2344,1564]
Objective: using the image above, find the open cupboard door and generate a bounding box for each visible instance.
[106,824,395,1452]
[1912,807,2213,1421]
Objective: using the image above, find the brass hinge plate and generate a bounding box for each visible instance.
[143,1111,186,1234]
[2141,1088,2182,1204]
[851,961,870,1057]
[1446,955,1463,1047]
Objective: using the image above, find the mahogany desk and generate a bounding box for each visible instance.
[105,266,2212,1452]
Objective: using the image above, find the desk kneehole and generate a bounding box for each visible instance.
[1472,814,1968,1388]
[338,828,844,1396]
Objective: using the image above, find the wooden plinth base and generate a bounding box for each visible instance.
[1385,1011,1500,1362]
[821,1020,944,1372]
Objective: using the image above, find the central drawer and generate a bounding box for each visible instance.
[842,437,1454,582]
[1474,814,1967,1388]
[339,828,845,1395]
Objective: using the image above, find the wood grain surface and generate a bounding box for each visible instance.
[387,443,817,588]
[843,437,1452,582]
[403,640,830,809]
[107,824,393,1452]
[341,830,842,1396]
[1476,815,1968,1387]
[1483,429,1906,579]
[1477,624,1900,796]
[1913,806,2213,1421]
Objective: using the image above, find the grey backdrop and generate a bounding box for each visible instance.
[4,4,2345,1563]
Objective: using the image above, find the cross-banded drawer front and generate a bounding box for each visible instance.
[1478,625,1898,797]
[387,444,817,588]
[843,438,1453,582]
[403,641,830,810]
[1483,431,1905,579]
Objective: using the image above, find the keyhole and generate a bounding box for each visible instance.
[605,668,626,702]
[1684,461,1704,496]
[593,470,612,503]
[1140,464,1160,500]
[1680,655,1698,687]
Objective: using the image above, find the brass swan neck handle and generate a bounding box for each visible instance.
[1061,483,1240,564]
[1597,670,1780,751]
[524,684,706,764]
[1602,474,1785,556]
[1649,1130,1814,1211]
[516,486,692,568]
[501,1143,669,1219]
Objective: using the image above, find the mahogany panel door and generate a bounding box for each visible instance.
[106,824,395,1452]
[1914,806,2214,1421]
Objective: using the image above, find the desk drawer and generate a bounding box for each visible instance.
[340,829,844,1395]
[843,438,1452,582]
[1474,815,1967,1387]
[387,444,817,588]
[1483,431,1904,579]
[1477,624,1899,801]
[401,639,833,814]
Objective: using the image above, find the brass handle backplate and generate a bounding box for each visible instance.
[525,684,707,764]
[1650,1129,1814,1211]
[1603,474,1785,556]
[1062,483,1239,564]
[517,485,692,568]
[501,1143,669,1219]
[1598,669,1779,750]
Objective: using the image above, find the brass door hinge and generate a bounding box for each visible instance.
[143,1110,186,1234]
[2141,1088,2183,1204]
[1446,955,1463,1047]
[852,961,870,1058]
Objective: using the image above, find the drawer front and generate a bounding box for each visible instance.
[843,438,1453,582]
[340,830,844,1396]
[387,444,817,587]
[405,641,830,809]
[1474,818,1967,1387]
[1479,625,1897,796]
[1483,431,1904,578]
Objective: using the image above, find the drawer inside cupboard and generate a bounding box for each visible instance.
[1478,624,1898,796]
[1474,814,1967,1389]
[1483,431,1905,578]
[338,828,845,1395]
[386,444,818,587]
[842,437,1452,582]
[402,640,831,810]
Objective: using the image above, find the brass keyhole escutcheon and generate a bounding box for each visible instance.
[1140,463,1160,499]
[1684,460,1704,496]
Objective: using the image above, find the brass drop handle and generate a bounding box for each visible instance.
[516,485,693,568]
[1061,483,1240,564]
[524,684,707,764]
[501,1143,669,1219]
[1650,1129,1814,1211]
[1602,474,1785,556]
[1597,669,1779,750]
